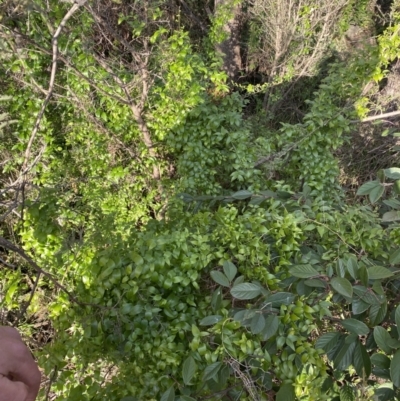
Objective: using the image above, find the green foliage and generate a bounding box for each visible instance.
[3,1,400,401]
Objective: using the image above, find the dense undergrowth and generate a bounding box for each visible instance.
[1,0,400,400]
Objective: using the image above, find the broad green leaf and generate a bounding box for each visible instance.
[336,258,346,278]
[330,277,353,298]
[315,332,340,353]
[357,180,381,195]
[390,349,400,387]
[367,266,393,280]
[388,338,400,349]
[160,387,175,401]
[369,184,385,203]
[353,285,381,305]
[353,340,371,378]
[374,327,392,354]
[261,315,279,340]
[211,287,222,312]
[382,211,400,222]
[358,265,369,287]
[346,256,359,280]
[340,384,355,401]
[250,313,266,335]
[370,301,387,326]
[182,356,197,385]
[304,278,327,288]
[383,198,400,209]
[374,386,395,401]
[341,319,369,336]
[396,305,400,339]
[289,264,319,278]
[371,353,391,369]
[222,261,237,281]
[276,383,295,401]
[264,292,295,307]
[120,397,137,401]
[203,362,222,381]
[352,298,370,315]
[231,190,253,200]
[180,397,197,401]
[390,248,400,264]
[210,271,230,287]
[384,167,400,180]
[230,283,261,300]
[334,341,356,370]
[200,315,223,326]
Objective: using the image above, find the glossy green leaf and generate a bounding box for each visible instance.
[230,283,261,300]
[222,261,237,281]
[210,271,230,287]
[341,319,369,336]
[330,277,353,298]
[374,327,392,354]
[289,264,319,278]
[182,356,197,385]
